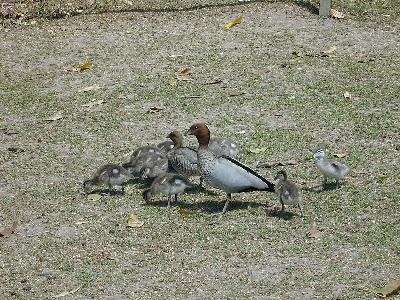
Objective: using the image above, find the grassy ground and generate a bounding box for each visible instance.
[1,1,399,299]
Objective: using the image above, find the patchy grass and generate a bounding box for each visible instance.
[0,1,399,299]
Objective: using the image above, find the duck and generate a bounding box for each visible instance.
[186,123,275,214]
[274,170,303,217]
[83,164,133,194]
[142,173,192,207]
[130,145,162,161]
[314,149,350,188]
[123,149,166,177]
[156,140,175,155]
[209,137,240,158]
[140,153,170,180]
[165,130,201,183]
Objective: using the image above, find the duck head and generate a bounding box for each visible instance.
[83,180,94,193]
[274,170,288,181]
[186,123,210,147]
[142,189,153,203]
[167,130,183,148]
[313,149,326,160]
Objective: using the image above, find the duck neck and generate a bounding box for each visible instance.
[174,137,183,148]
[196,130,210,148]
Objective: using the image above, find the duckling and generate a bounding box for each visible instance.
[156,140,175,155]
[129,145,163,163]
[83,164,133,194]
[141,153,170,180]
[165,130,201,183]
[274,170,303,217]
[142,173,192,207]
[209,137,240,158]
[123,151,166,178]
[187,123,275,215]
[314,149,350,188]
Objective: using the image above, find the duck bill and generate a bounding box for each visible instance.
[184,128,193,136]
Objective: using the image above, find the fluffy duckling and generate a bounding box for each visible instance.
[166,130,201,182]
[83,164,133,193]
[156,140,175,155]
[123,150,166,178]
[187,123,275,215]
[314,149,350,188]
[274,170,303,217]
[141,153,169,180]
[142,173,192,207]
[209,137,240,158]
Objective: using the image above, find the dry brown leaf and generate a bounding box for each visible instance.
[0,222,17,238]
[343,91,352,100]
[45,112,63,122]
[176,68,192,81]
[306,221,322,239]
[203,79,223,85]
[256,159,298,168]
[7,147,24,153]
[376,278,400,298]
[320,46,337,57]
[126,213,144,228]
[147,106,164,113]
[229,91,246,97]
[79,84,100,92]
[177,209,194,216]
[333,152,346,158]
[355,52,375,63]
[54,286,82,298]
[65,62,93,73]
[292,50,305,58]
[331,9,345,19]
[224,16,243,29]
[87,194,102,202]
[247,147,268,154]
[81,99,105,109]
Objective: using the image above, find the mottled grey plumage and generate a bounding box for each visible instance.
[141,153,169,180]
[83,164,133,193]
[314,149,350,188]
[274,170,303,217]
[156,140,175,155]
[142,173,192,207]
[166,130,200,180]
[209,137,240,158]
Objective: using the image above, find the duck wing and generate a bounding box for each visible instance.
[209,156,275,193]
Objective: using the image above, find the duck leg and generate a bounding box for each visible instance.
[199,176,204,187]
[167,195,171,208]
[280,198,285,213]
[335,179,340,189]
[174,194,178,203]
[107,183,113,196]
[220,193,232,215]
[298,203,304,218]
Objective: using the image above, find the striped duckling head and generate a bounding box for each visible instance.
[167,130,184,148]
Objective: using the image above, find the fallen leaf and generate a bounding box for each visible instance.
[256,159,298,168]
[176,67,192,81]
[247,147,268,154]
[229,90,246,97]
[376,278,400,298]
[331,8,345,19]
[45,112,63,122]
[333,152,346,158]
[74,220,89,225]
[66,62,93,72]
[177,209,194,216]
[320,46,337,57]
[0,222,17,238]
[343,91,352,100]
[81,99,105,109]
[292,50,305,58]
[355,52,375,63]
[377,175,389,183]
[203,79,223,85]
[1,128,18,135]
[147,106,164,113]
[306,221,322,239]
[126,213,144,228]
[7,147,24,153]
[224,16,243,29]
[87,194,102,202]
[54,286,82,298]
[78,84,100,92]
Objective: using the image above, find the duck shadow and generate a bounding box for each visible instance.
[86,189,125,197]
[304,182,339,193]
[265,208,296,220]
[293,0,319,15]
[186,185,219,197]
